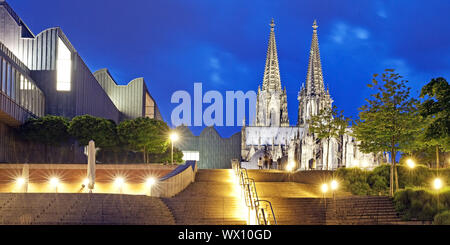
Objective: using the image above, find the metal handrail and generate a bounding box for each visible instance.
[256,200,277,225]
[232,162,276,225]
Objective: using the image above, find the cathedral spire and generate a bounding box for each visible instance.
[262,18,282,92]
[304,19,325,96]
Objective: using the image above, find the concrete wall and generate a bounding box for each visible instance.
[174,126,242,169]
[94,68,163,121]
[0,163,176,194]
[152,161,197,198]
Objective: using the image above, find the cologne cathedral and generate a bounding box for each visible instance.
[241,20,386,170]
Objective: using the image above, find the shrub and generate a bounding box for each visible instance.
[394,189,450,222]
[338,163,450,196]
[433,211,450,225]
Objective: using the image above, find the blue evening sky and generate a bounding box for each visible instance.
[9,0,450,137]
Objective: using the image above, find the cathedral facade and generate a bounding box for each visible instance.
[241,20,385,170]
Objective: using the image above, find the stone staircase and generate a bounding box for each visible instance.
[244,170,402,225]
[326,196,402,225]
[162,169,247,225]
[0,193,175,225]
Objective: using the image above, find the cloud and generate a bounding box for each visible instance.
[209,57,220,70]
[210,72,224,84]
[330,21,370,44]
[354,28,369,39]
[377,10,387,18]
[382,58,411,76]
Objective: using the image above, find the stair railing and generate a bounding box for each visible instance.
[255,199,277,225]
[231,162,276,225]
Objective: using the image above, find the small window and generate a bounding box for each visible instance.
[182,151,200,162]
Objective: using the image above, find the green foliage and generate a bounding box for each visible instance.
[336,164,450,196]
[68,115,118,148]
[394,189,450,222]
[308,105,350,169]
[19,115,70,145]
[117,117,170,163]
[335,167,372,195]
[149,147,184,164]
[308,105,349,140]
[419,77,450,151]
[352,69,421,196]
[433,211,450,225]
[353,69,420,155]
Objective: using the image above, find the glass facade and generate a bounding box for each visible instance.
[56,37,72,91]
[0,57,45,117]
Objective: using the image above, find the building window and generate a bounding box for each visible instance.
[10,67,15,100]
[1,58,5,93]
[56,37,72,91]
[182,151,200,162]
[6,63,11,96]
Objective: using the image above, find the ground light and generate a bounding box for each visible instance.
[146,177,156,196]
[83,178,89,187]
[114,177,125,193]
[49,177,60,192]
[16,177,25,187]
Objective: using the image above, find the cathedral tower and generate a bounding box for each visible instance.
[297,20,332,126]
[254,19,289,127]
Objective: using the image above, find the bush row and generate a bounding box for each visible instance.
[394,189,450,224]
[335,164,450,195]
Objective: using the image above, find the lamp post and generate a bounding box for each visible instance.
[406,159,415,187]
[170,132,179,164]
[433,178,443,211]
[321,183,328,209]
[330,180,338,201]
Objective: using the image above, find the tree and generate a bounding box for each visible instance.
[68,115,118,149]
[149,147,184,164]
[308,105,350,170]
[20,115,70,145]
[419,77,450,169]
[117,117,170,163]
[19,115,71,162]
[352,69,419,197]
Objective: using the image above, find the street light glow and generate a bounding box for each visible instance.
[321,183,328,193]
[330,180,338,191]
[286,161,295,172]
[406,159,415,169]
[170,133,179,142]
[433,178,443,190]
